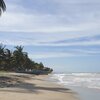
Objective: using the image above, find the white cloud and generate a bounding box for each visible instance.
[37,40,100,46]
[28,48,100,59]
[1,36,100,47]
[0,0,100,59]
[0,12,100,33]
[29,52,76,59]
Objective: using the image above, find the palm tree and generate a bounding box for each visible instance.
[0,44,6,70]
[0,44,6,62]
[13,46,27,71]
[4,49,12,70]
[0,0,6,15]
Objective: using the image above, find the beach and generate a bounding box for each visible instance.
[0,73,77,100]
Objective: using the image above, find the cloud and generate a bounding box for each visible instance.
[28,48,100,59]
[50,35,100,43]
[28,52,74,59]
[0,0,100,59]
[0,31,100,46]
[1,0,100,33]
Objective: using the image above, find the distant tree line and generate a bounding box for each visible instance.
[0,44,53,74]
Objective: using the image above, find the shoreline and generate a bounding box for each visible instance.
[50,73,100,100]
[0,72,78,100]
[67,86,100,100]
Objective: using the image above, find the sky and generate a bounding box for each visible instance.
[0,0,100,72]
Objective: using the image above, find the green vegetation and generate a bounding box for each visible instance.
[0,0,6,15]
[0,44,53,74]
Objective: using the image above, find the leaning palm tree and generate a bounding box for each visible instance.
[0,0,6,15]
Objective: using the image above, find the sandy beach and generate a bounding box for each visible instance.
[0,73,78,100]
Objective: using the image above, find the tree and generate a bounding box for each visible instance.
[0,44,53,74]
[39,62,44,70]
[0,0,6,15]
[13,46,25,71]
[4,49,12,70]
[0,44,5,59]
[0,44,6,70]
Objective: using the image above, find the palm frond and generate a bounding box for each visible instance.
[0,0,6,15]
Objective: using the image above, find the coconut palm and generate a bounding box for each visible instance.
[0,44,5,61]
[13,46,28,71]
[4,49,12,70]
[0,44,6,70]
[0,0,6,15]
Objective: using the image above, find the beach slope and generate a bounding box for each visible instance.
[0,73,77,100]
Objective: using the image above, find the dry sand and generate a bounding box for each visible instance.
[0,73,78,100]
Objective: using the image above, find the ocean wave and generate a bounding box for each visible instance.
[51,73,100,89]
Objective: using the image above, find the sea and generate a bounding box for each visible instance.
[49,72,100,100]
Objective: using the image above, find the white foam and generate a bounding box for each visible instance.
[51,73,100,89]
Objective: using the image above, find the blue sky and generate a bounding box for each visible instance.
[0,0,100,72]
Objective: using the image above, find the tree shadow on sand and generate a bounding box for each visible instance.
[0,75,72,94]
